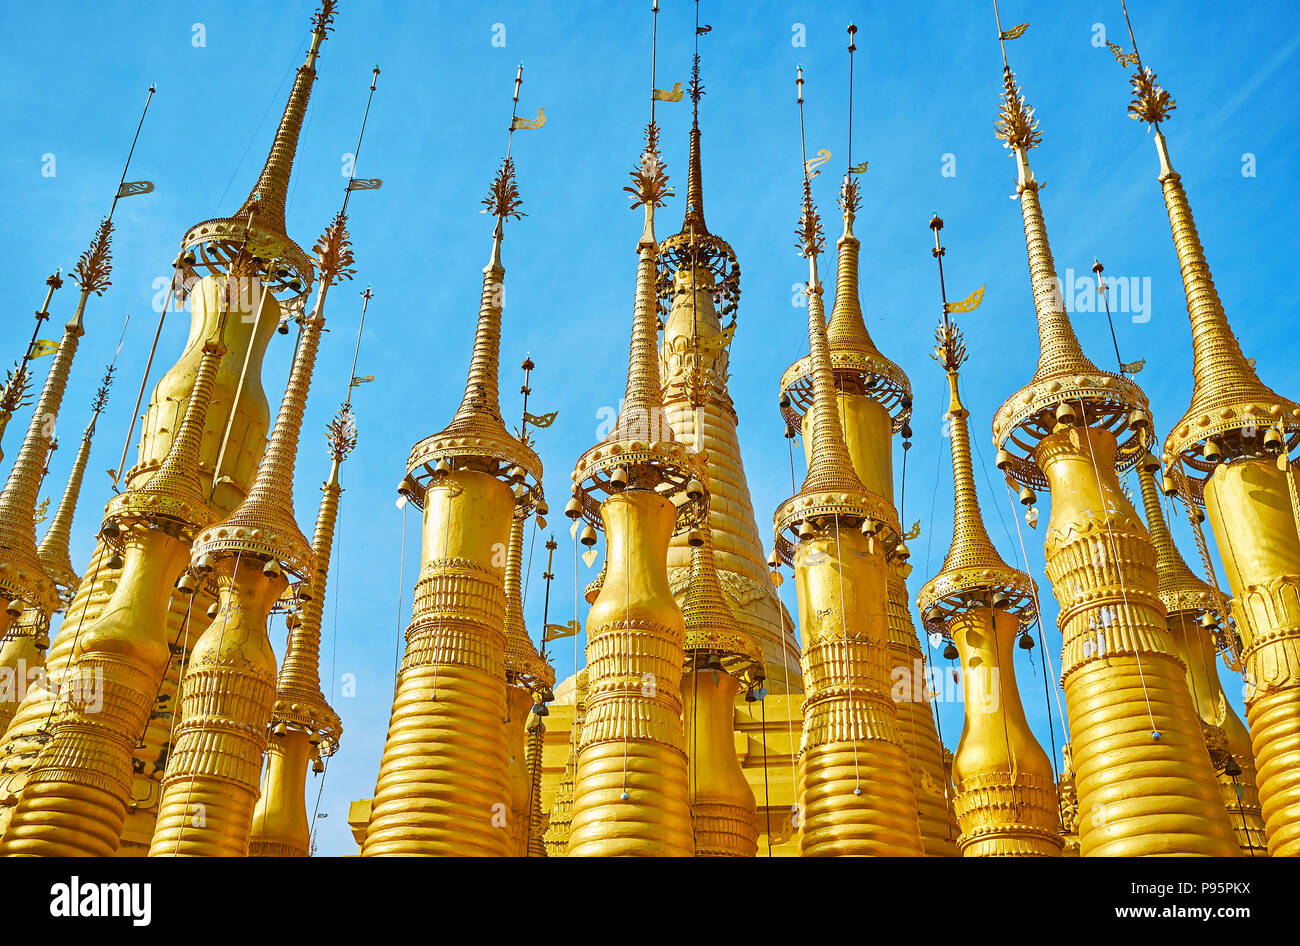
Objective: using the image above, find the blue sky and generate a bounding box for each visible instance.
[2,1,1297,856]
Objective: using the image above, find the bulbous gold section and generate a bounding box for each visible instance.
[567,489,693,856]
[1037,426,1238,856]
[362,469,514,856]
[1204,456,1300,856]
[949,608,1062,856]
[683,667,757,856]
[150,556,284,856]
[795,529,924,856]
[247,728,312,858]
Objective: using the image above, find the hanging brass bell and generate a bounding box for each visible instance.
[536,501,549,518]
[1141,450,1161,473]
[861,517,881,536]
[995,447,1013,470]
[512,483,529,501]
[1199,611,1220,631]
[579,524,598,547]
[193,552,216,574]
[1129,408,1150,430]
[610,466,629,490]
[1161,473,1178,497]
[686,477,704,500]
[1019,633,1035,651]
[564,495,583,519]
[507,465,526,484]
[206,601,220,619]
[312,758,325,773]
[990,589,1010,610]
[285,612,301,630]
[101,520,120,540]
[263,559,283,579]
[277,320,290,335]
[273,721,288,738]
[766,547,781,569]
[298,581,315,602]
[1203,438,1222,462]
[779,392,791,410]
[5,599,23,618]
[894,541,911,562]
[107,551,124,570]
[434,458,452,476]
[175,573,196,595]
[1055,401,1077,426]
[943,642,959,661]
[34,631,50,651]
[1019,486,1036,506]
[687,529,705,548]
[1264,425,1283,452]
[797,521,815,542]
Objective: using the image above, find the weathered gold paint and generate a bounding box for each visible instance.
[1204,457,1300,855]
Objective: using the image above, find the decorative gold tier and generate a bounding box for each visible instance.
[1037,426,1238,856]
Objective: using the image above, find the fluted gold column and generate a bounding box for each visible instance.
[1037,427,1236,855]
[0,336,221,857]
[363,469,514,856]
[782,171,954,855]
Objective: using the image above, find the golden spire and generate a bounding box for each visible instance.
[272,403,355,753]
[503,506,556,694]
[192,214,355,580]
[179,1,338,300]
[773,66,899,558]
[681,526,761,672]
[405,74,542,498]
[987,13,1148,489]
[781,24,911,435]
[1113,7,1300,472]
[571,16,705,538]
[36,366,114,602]
[917,217,1035,632]
[1135,455,1218,617]
[0,221,114,619]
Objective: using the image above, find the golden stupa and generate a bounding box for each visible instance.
[0,0,1294,864]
